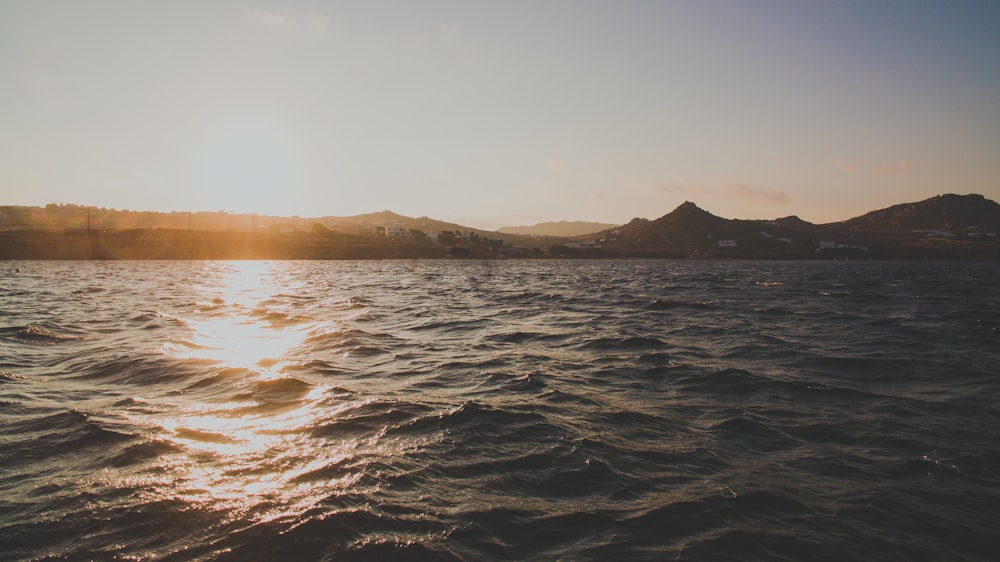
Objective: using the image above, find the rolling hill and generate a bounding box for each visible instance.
[498,220,619,237]
[2,193,998,259]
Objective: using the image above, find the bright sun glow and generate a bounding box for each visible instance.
[154,386,361,519]
[203,123,300,214]
[150,262,360,518]
[181,315,309,374]
[168,262,311,375]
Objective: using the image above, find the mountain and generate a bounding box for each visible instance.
[831,193,1000,233]
[498,220,619,237]
[0,205,536,244]
[603,201,815,258]
[595,194,1000,259]
[2,193,999,259]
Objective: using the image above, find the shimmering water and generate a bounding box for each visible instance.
[1,260,999,561]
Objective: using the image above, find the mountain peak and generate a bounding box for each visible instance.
[674,201,703,212]
[656,201,724,227]
[838,192,1000,232]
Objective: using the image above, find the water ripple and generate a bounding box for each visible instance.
[1,260,999,560]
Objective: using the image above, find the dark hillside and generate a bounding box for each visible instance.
[834,193,1000,233]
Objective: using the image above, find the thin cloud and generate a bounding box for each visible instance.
[876,160,918,174]
[244,10,291,28]
[658,181,790,203]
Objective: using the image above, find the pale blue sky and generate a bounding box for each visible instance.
[2,1,998,229]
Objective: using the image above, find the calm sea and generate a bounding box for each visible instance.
[1,260,999,561]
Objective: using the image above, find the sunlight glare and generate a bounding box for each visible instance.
[203,123,299,214]
[170,262,310,376]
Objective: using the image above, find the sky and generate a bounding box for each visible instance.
[1,1,998,230]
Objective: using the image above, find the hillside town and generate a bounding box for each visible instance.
[2,194,998,260]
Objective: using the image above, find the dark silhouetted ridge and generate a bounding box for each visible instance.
[773,215,814,228]
[652,201,727,230]
[835,193,1000,232]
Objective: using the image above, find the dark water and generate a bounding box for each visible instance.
[1,260,999,561]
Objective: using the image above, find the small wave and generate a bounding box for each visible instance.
[407,401,548,437]
[288,457,357,484]
[182,367,249,391]
[649,299,716,310]
[675,368,764,395]
[304,328,396,353]
[475,371,547,394]
[310,400,436,439]
[238,376,314,403]
[484,331,546,344]
[755,305,793,316]
[539,389,601,406]
[709,415,798,451]
[71,286,107,294]
[6,325,82,344]
[405,318,484,334]
[818,290,852,297]
[509,372,546,392]
[249,307,313,326]
[528,458,620,498]
[107,439,182,467]
[343,538,448,561]
[284,359,354,377]
[577,336,665,351]
[0,371,30,382]
[900,453,962,478]
[2,409,135,464]
[174,427,243,444]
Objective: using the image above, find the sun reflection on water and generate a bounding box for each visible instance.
[149,262,363,520]
[168,262,315,375]
[179,315,310,374]
[153,386,362,521]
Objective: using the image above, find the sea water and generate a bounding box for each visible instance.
[1,260,998,560]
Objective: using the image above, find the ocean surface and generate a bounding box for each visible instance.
[1,260,999,561]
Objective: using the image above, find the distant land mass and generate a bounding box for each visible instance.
[498,220,619,237]
[1,193,998,260]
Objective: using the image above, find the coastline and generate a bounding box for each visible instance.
[2,229,998,261]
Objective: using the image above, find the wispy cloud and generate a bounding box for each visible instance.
[546,157,567,170]
[243,10,330,33]
[875,160,918,174]
[244,10,291,29]
[657,180,790,203]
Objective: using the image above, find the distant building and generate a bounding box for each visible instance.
[373,224,408,237]
[913,230,957,238]
[818,240,867,251]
